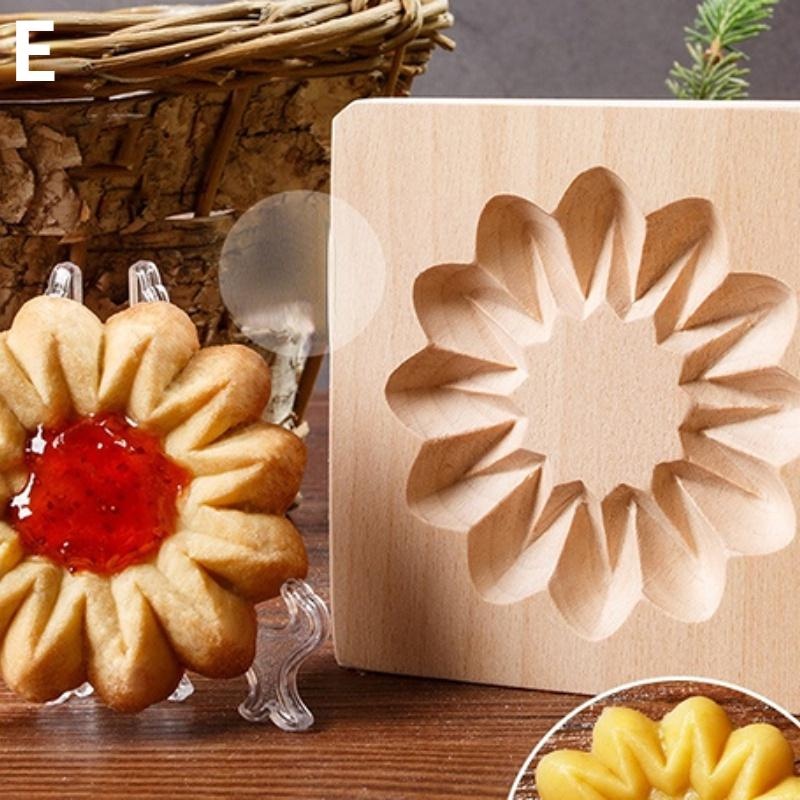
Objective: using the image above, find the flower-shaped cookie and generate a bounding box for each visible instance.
[536,696,800,799]
[386,167,800,639]
[0,296,307,711]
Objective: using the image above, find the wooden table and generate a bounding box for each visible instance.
[1,394,795,799]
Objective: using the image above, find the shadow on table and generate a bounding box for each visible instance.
[0,647,544,745]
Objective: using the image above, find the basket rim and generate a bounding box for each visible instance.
[0,0,454,101]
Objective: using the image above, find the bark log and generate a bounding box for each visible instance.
[0,74,379,354]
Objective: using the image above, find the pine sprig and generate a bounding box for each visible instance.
[667,0,780,99]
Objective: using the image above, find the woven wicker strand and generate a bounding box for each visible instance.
[0,0,453,420]
[0,0,454,99]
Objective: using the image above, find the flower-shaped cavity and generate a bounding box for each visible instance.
[386,167,800,640]
[0,297,307,711]
[536,696,800,799]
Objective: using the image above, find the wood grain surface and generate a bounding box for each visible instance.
[330,100,800,706]
[512,680,800,799]
[0,393,584,800]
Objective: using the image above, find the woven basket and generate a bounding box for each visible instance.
[0,0,453,418]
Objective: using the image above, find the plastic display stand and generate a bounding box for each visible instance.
[42,261,330,732]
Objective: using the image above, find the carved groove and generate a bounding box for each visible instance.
[386,167,800,640]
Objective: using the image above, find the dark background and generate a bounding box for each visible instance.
[2,0,798,98]
[416,0,800,99]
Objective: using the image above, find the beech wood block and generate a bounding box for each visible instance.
[330,100,800,706]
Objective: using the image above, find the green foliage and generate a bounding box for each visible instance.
[667,0,780,99]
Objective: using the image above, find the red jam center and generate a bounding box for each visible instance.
[9,413,189,575]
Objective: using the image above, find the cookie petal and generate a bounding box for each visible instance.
[175,422,305,513]
[84,572,183,712]
[99,301,199,418]
[132,543,257,678]
[177,507,308,602]
[0,562,86,702]
[3,296,102,423]
[149,345,270,451]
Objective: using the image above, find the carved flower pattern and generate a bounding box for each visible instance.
[386,167,800,639]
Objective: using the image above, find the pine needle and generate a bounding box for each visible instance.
[667,0,780,99]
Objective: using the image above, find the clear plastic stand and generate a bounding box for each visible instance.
[239,578,330,730]
[41,261,330,730]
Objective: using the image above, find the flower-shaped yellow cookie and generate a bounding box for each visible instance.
[536,696,800,799]
[0,296,307,711]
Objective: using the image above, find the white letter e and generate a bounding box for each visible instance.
[16,21,55,82]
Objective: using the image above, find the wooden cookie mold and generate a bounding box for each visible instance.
[330,101,800,705]
[386,167,800,641]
